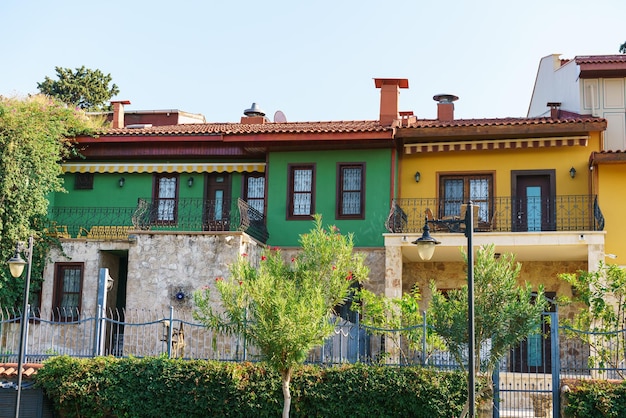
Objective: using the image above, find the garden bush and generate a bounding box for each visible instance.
[36,356,467,418]
[562,378,626,418]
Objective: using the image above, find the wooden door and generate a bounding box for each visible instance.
[204,173,231,231]
[512,171,555,232]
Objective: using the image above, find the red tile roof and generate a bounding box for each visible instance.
[575,55,626,64]
[0,363,42,379]
[103,120,391,136]
[404,115,604,128]
[98,115,605,138]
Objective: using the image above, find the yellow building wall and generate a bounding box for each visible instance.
[399,133,601,200]
[596,163,626,265]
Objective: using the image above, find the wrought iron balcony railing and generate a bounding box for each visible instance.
[385,195,604,234]
[47,198,269,243]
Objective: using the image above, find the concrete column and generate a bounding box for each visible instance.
[383,244,403,363]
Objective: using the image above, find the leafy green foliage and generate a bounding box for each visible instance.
[353,285,446,363]
[559,263,626,376]
[620,41,626,54]
[0,95,102,308]
[36,356,468,418]
[427,244,547,415]
[37,66,120,111]
[564,379,626,417]
[193,215,369,416]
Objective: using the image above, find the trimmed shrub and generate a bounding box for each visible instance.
[36,356,466,418]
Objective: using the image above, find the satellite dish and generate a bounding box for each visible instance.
[273,110,287,123]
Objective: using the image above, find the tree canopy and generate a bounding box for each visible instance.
[0,95,102,307]
[427,244,547,417]
[620,41,626,54]
[194,215,369,417]
[560,262,626,378]
[37,66,120,111]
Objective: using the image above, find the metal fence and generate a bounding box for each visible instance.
[2,306,624,417]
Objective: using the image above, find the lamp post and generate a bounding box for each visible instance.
[7,236,34,418]
[414,203,475,417]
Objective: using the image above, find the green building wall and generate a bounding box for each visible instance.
[265,149,393,248]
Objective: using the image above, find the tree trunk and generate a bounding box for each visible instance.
[281,367,293,418]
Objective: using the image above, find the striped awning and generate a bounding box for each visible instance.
[62,162,266,174]
[404,136,589,154]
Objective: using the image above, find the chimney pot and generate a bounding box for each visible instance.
[241,103,267,124]
[111,100,131,128]
[547,102,561,119]
[374,78,409,126]
[433,94,458,121]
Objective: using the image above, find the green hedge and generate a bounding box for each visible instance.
[36,356,467,418]
[563,378,626,418]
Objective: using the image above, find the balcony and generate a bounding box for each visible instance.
[385,195,604,234]
[46,198,269,244]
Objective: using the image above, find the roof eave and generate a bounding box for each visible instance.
[395,121,607,142]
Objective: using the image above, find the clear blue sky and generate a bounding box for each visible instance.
[1,0,624,122]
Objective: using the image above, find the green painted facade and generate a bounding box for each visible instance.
[265,149,393,247]
[49,167,247,237]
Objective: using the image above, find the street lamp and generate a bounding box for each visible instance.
[413,203,476,417]
[7,236,34,418]
[411,218,440,260]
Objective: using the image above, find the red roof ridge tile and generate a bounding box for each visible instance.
[0,363,43,379]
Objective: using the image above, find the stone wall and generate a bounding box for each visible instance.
[403,259,586,313]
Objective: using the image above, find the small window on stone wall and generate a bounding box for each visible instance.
[74,173,94,190]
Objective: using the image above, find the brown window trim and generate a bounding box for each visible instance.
[437,171,495,222]
[287,163,316,220]
[52,262,84,322]
[152,173,180,225]
[336,162,365,220]
[243,172,266,217]
[74,173,94,190]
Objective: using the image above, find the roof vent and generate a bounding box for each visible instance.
[126,124,153,129]
[244,103,265,117]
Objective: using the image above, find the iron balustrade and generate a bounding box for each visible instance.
[46,198,269,243]
[386,195,604,234]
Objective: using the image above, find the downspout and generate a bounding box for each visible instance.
[390,133,397,206]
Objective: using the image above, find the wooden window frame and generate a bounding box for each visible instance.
[74,173,94,190]
[287,164,316,220]
[243,172,266,217]
[437,171,495,222]
[52,262,84,321]
[152,173,179,225]
[336,162,365,220]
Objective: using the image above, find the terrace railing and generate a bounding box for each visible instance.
[385,195,604,234]
[46,198,269,243]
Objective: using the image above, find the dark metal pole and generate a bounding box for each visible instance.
[15,236,33,418]
[465,203,476,418]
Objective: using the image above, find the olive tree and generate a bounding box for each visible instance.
[428,244,547,417]
[560,262,626,377]
[193,215,369,418]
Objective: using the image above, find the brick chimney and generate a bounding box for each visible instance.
[547,102,561,119]
[111,100,131,128]
[433,94,458,121]
[241,102,267,124]
[374,78,409,126]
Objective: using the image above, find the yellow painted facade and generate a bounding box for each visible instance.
[399,132,601,201]
[595,163,626,265]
